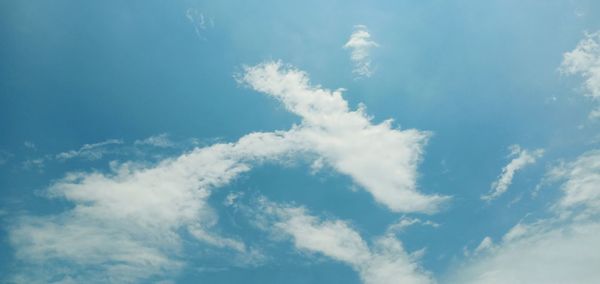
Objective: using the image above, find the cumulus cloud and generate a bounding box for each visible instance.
[239,61,448,213]
[451,150,600,284]
[344,25,378,78]
[560,31,600,119]
[482,145,544,201]
[10,61,441,282]
[56,139,124,161]
[254,199,434,284]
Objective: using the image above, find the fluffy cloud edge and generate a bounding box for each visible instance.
[344,25,379,78]
[239,61,449,213]
[560,31,600,119]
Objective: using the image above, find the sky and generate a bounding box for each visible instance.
[1,1,600,283]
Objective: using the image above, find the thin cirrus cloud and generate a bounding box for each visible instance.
[481,145,544,201]
[386,217,440,234]
[252,198,435,284]
[186,8,214,40]
[560,31,600,119]
[450,150,600,284]
[55,139,124,161]
[344,25,379,78]
[134,133,174,148]
[9,61,443,282]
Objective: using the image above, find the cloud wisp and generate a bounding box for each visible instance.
[55,139,124,161]
[344,25,379,78]
[482,145,544,201]
[134,133,174,148]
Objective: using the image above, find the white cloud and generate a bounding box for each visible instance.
[501,222,529,242]
[386,217,439,234]
[560,31,600,99]
[10,215,182,283]
[255,199,434,284]
[546,150,600,216]
[473,236,494,255]
[239,61,448,213]
[344,25,379,78]
[10,61,442,282]
[450,150,600,284]
[56,139,124,161]
[187,224,247,253]
[560,31,600,119]
[134,133,173,148]
[10,132,294,282]
[482,145,544,201]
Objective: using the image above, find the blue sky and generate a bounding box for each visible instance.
[2,1,600,283]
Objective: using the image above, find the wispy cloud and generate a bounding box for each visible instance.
[386,217,439,234]
[482,145,544,201]
[134,133,173,148]
[253,198,434,284]
[186,8,213,40]
[21,158,45,172]
[473,236,494,255]
[344,25,378,78]
[55,139,123,161]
